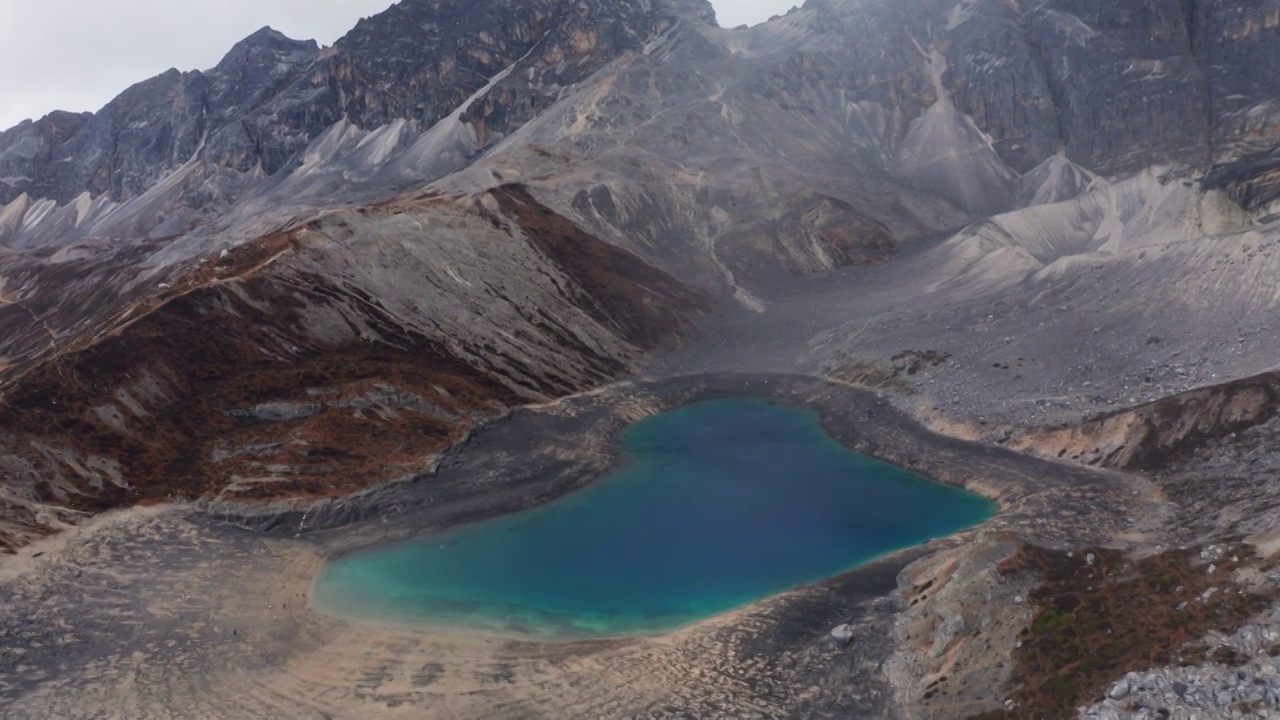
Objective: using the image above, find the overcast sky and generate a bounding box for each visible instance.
[0,0,798,131]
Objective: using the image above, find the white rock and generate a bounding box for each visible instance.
[1107,679,1131,700]
[830,624,854,643]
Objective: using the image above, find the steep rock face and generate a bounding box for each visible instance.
[1194,0,1280,147]
[1197,0,1280,215]
[45,70,214,202]
[198,28,326,174]
[5,0,1280,219]
[0,111,92,200]
[332,0,668,131]
[791,0,1278,198]
[0,0,707,206]
[0,30,321,205]
[938,0,1061,174]
[6,0,1280,249]
[1023,0,1211,174]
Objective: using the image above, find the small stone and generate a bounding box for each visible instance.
[1013,595,1024,605]
[1173,682,1189,697]
[830,624,855,643]
[1087,553,1097,567]
[1108,680,1131,700]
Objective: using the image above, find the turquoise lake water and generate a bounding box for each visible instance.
[311,398,995,637]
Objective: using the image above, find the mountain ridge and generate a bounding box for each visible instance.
[0,0,716,207]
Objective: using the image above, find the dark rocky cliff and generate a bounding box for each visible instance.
[796,0,1278,197]
[4,0,1279,213]
[0,0,703,205]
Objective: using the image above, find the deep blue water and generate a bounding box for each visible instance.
[311,398,995,636]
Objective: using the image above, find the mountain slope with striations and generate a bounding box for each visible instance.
[5,0,1280,717]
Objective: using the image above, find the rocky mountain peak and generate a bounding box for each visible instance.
[0,0,704,208]
[660,0,720,25]
[214,26,318,69]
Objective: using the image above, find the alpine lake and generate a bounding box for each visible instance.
[312,398,995,637]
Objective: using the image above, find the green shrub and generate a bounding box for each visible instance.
[1045,673,1079,704]
[1032,608,1075,637]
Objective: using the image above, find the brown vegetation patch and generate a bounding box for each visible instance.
[810,201,897,269]
[976,543,1274,719]
[0,192,706,552]
[0,262,521,523]
[491,184,712,348]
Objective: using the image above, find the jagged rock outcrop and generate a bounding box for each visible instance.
[0,111,93,201]
[1198,1,1280,215]
[4,0,1280,220]
[1016,371,1280,471]
[0,0,705,207]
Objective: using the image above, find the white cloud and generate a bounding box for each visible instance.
[0,0,800,131]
